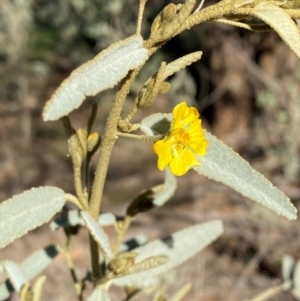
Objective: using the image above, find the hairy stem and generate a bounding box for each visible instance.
[88,70,139,282]
[89,70,138,218]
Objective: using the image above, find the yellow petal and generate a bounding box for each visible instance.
[172,102,199,129]
[169,148,200,176]
[153,139,172,171]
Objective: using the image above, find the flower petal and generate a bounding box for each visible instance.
[170,148,199,176]
[172,102,199,129]
[153,139,173,171]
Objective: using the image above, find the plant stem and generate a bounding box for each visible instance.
[89,234,101,285]
[88,70,139,282]
[89,69,138,218]
[113,216,132,256]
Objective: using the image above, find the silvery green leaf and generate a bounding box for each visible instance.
[99,213,117,226]
[113,220,223,287]
[81,211,113,262]
[0,187,65,248]
[119,234,148,253]
[141,113,296,219]
[140,113,172,136]
[126,168,177,216]
[87,287,111,301]
[42,34,148,121]
[163,52,202,80]
[253,3,300,59]
[293,260,300,291]
[282,255,295,282]
[50,210,116,231]
[153,167,177,207]
[194,131,297,220]
[0,245,59,300]
[21,245,60,280]
[0,280,10,301]
[2,261,27,293]
[50,210,84,231]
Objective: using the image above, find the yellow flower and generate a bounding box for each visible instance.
[153,102,208,176]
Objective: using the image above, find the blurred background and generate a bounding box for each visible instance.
[0,0,300,300]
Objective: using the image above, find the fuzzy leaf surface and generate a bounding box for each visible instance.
[253,3,300,59]
[113,220,223,287]
[21,245,60,280]
[81,211,113,262]
[0,187,65,248]
[194,130,297,220]
[43,34,148,121]
[140,113,296,219]
[2,261,27,293]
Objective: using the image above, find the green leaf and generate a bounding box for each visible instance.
[0,245,59,300]
[50,210,116,231]
[42,34,148,121]
[141,113,297,219]
[2,261,27,293]
[194,130,297,220]
[113,220,223,287]
[21,245,60,280]
[282,255,294,282]
[81,211,113,262]
[0,187,65,248]
[253,3,300,59]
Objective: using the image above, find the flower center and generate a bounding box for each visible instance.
[171,128,190,145]
[170,128,190,152]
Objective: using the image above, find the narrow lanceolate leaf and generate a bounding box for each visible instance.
[3,261,27,293]
[140,112,171,136]
[253,3,300,59]
[194,131,297,220]
[87,287,111,301]
[163,52,202,80]
[21,245,60,281]
[119,234,148,253]
[113,220,223,287]
[126,168,177,216]
[153,167,177,207]
[0,187,65,248]
[43,34,148,121]
[292,260,300,299]
[0,246,59,301]
[81,211,113,262]
[282,255,294,282]
[50,210,116,231]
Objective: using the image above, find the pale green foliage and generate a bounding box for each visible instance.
[140,113,296,219]
[196,130,296,219]
[2,261,27,293]
[0,187,65,248]
[253,3,300,59]
[293,260,300,299]
[0,246,59,300]
[21,246,60,281]
[1,0,300,300]
[113,220,223,287]
[81,211,113,262]
[42,34,148,121]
